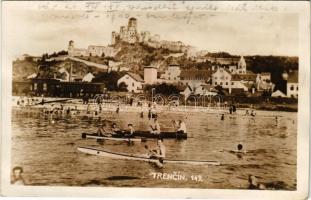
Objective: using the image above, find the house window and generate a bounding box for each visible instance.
[215,82,217,85]
[296,86,298,91]
[290,86,294,91]
[220,82,223,86]
[231,82,234,85]
[132,83,134,87]
[226,82,228,85]
[215,77,217,80]
[43,83,47,91]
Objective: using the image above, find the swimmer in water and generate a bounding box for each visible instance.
[248,175,266,190]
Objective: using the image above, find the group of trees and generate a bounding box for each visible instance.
[92,71,125,91]
[144,83,181,96]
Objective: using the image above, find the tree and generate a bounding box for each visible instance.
[118,82,128,91]
[144,83,181,96]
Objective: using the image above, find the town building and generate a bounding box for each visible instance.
[180,69,213,89]
[117,72,144,93]
[212,67,232,89]
[161,62,181,83]
[287,70,298,98]
[143,66,158,84]
[68,41,119,57]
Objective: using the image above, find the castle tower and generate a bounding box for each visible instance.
[68,40,75,57]
[238,56,247,74]
[120,26,126,40]
[128,17,137,29]
[128,17,138,44]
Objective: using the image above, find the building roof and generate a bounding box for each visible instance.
[231,73,257,81]
[287,70,298,83]
[261,72,271,76]
[201,84,217,92]
[271,90,286,97]
[127,72,144,83]
[180,70,212,80]
[169,60,180,66]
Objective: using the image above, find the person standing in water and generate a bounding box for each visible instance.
[116,103,120,114]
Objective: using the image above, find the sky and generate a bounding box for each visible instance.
[3,2,299,57]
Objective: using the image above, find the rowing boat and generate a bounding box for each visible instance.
[82,131,187,139]
[82,133,145,142]
[77,146,220,165]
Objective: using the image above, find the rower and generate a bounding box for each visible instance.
[111,123,121,136]
[155,139,166,166]
[97,121,111,137]
[177,120,187,134]
[124,123,134,137]
[150,118,161,135]
[144,145,157,158]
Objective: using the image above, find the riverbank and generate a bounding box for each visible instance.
[12,96,298,113]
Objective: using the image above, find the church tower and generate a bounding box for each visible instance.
[237,56,247,74]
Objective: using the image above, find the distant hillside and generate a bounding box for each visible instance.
[13,60,38,81]
[13,41,299,94]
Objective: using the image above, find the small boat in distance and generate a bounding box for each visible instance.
[81,133,146,142]
[81,131,187,140]
[77,146,221,166]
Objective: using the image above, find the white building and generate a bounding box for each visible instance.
[144,66,158,84]
[82,72,95,82]
[287,70,298,98]
[117,72,144,93]
[161,63,181,83]
[212,68,232,89]
[68,41,119,57]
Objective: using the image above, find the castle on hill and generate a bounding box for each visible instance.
[111,17,159,45]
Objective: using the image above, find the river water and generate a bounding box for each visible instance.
[11,107,297,189]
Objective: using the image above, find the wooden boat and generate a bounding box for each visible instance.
[77,147,220,165]
[82,130,187,140]
[82,133,145,142]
